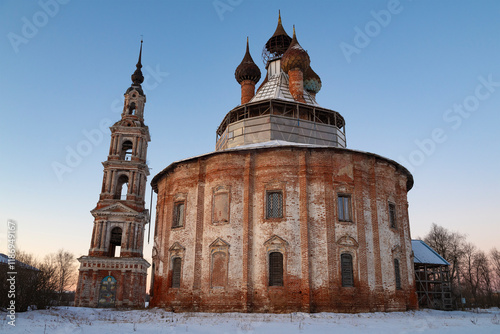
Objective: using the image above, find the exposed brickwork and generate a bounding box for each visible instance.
[74,257,149,308]
[240,80,256,105]
[75,59,150,308]
[150,146,418,313]
[288,69,305,103]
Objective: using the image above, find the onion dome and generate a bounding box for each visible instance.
[262,11,292,65]
[131,40,144,86]
[304,66,322,94]
[281,26,310,73]
[235,37,261,84]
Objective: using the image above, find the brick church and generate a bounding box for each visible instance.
[149,14,418,312]
[75,13,418,312]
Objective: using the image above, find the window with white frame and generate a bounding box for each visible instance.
[172,202,185,228]
[338,195,352,222]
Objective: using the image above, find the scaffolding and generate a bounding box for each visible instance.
[412,240,453,310]
[414,263,453,310]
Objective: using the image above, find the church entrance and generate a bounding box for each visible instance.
[97,276,117,308]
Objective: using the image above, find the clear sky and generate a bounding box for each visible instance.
[1,0,499,272]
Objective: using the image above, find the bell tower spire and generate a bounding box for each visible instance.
[131,40,144,86]
[75,40,151,308]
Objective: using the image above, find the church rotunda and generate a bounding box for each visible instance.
[149,14,418,313]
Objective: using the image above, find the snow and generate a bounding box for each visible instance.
[2,307,499,333]
[225,139,328,150]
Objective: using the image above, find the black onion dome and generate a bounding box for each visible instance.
[131,40,144,85]
[281,26,310,73]
[262,11,292,65]
[304,66,322,94]
[235,37,261,84]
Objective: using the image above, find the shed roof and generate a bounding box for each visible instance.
[412,240,450,266]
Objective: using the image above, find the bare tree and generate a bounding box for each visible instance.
[490,248,500,289]
[33,255,59,308]
[1,249,78,310]
[1,250,39,311]
[461,243,494,306]
[462,242,478,303]
[16,250,37,267]
[422,224,498,308]
[0,250,58,311]
[51,249,77,301]
[423,223,466,285]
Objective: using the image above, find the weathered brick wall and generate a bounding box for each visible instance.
[150,146,418,312]
[288,69,305,103]
[75,258,148,308]
[240,80,256,104]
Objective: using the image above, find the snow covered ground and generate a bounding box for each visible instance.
[1,307,499,333]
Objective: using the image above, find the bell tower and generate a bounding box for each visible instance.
[75,41,151,308]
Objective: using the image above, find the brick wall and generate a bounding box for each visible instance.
[240,80,256,104]
[150,146,418,312]
[288,69,305,103]
[75,258,148,308]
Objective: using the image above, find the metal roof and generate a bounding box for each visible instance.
[251,70,319,106]
[0,253,40,271]
[412,240,450,266]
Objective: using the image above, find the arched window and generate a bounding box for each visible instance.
[171,257,182,288]
[114,175,129,200]
[120,141,133,161]
[394,259,402,290]
[341,253,354,287]
[269,252,284,286]
[128,102,136,115]
[109,227,122,257]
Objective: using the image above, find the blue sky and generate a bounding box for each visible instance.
[1,0,499,267]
